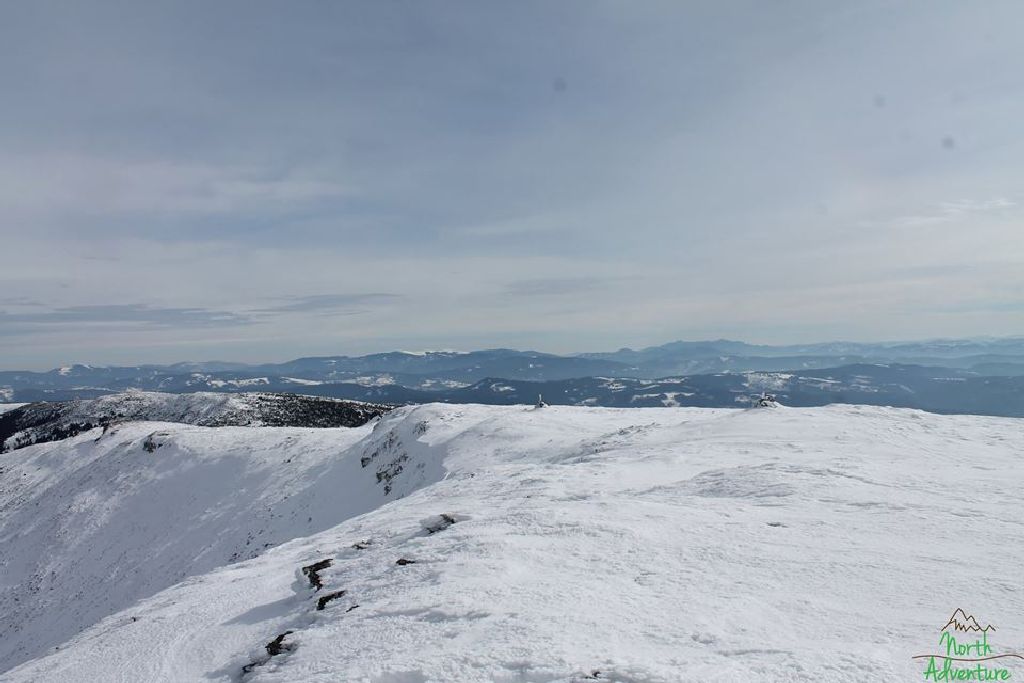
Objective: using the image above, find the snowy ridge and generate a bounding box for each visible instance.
[3,404,1023,682]
[0,403,26,415]
[0,408,446,673]
[0,391,391,452]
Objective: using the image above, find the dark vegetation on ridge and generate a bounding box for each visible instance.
[0,392,392,453]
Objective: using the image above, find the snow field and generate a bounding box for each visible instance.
[3,403,1022,682]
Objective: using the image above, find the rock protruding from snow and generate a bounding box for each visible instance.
[301,559,334,591]
[0,391,392,452]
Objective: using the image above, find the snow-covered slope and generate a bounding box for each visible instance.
[3,404,1023,682]
[0,416,435,673]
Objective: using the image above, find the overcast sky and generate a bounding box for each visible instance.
[1,1,1022,369]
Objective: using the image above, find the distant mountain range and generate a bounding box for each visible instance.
[1,338,1023,417]
[580,337,1024,376]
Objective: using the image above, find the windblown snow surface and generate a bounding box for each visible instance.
[2,404,1022,682]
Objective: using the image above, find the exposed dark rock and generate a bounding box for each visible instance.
[241,631,296,675]
[316,590,346,611]
[301,559,333,590]
[142,432,169,453]
[375,453,409,495]
[395,558,416,566]
[265,631,295,657]
[360,429,398,469]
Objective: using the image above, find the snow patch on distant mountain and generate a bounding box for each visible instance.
[743,372,793,391]
[283,377,326,386]
[340,374,397,387]
[207,377,271,388]
[418,378,470,389]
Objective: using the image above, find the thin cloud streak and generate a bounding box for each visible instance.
[0,304,253,336]
[252,294,402,314]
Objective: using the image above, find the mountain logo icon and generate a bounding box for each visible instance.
[941,608,995,634]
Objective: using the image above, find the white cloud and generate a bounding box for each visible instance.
[2,2,1024,366]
